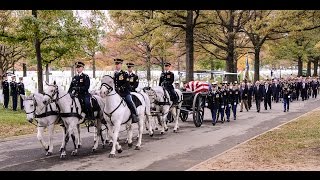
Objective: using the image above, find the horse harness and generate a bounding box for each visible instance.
[100,82,134,126]
[25,95,60,127]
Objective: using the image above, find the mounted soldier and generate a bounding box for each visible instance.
[68,61,93,120]
[159,62,178,105]
[126,62,139,92]
[113,59,139,123]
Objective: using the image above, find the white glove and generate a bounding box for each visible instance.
[288,96,291,98]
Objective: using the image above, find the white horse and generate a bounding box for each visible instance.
[21,93,60,156]
[43,81,85,158]
[99,75,151,158]
[143,86,183,134]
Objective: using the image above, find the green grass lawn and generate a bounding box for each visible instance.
[0,106,37,139]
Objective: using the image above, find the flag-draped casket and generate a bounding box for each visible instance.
[185,81,210,93]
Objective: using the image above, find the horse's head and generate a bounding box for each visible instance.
[143,87,162,109]
[21,94,42,122]
[99,75,115,98]
[43,81,58,104]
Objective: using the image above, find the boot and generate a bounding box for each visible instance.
[132,114,139,123]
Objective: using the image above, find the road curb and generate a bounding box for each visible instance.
[186,105,320,171]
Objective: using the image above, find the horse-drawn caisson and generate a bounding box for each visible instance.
[21,60,207,159]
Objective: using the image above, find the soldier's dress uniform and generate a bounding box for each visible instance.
[225,84,233,122]
[2,75,9,109]
[231,82,240,120]
[10,77,18,111]
[114,59,139,123]
[68,62,92,119]
[17,79,25,110]
[208,82,219,125]
[283,85,291,112]
[126,63,139,92]
[159,63,178,104]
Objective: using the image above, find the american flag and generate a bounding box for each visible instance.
[185,81,210,93]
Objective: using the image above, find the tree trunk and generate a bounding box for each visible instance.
[160,57,164,72]
[23,63,27,77]
[210,60,214,80]
[33,10,43,93]
[71,65,74,78]
[185,10,194,82]
[92,54,96,78]
[226,39,236,82]
[254,48,260,83]
[313,57,319,76]
[0,68,3,89]
[297,57,303,77]
[307,59,312,77]
[146,45,151,86]
[45,63,49,83]
[12,63,15,74]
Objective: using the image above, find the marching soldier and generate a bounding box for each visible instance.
[283,84,291,112]
[10,75,18,111]
[126,63,139,92]
[263,81,272,110]
[225,82,232,122]
[159,62,178,105]
[208,81,220,126]
[239,82,249,112]
[113,59,139,123]
[247,81,253,110]
[219,82,227,122]
[253,81,264,113]
[231,81,240,120]
[2,74,9,109]
[68,61,93,120]
[17,77,25,110]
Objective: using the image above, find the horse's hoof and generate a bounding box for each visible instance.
[128,143,133,148]
[146,128,149,131]
[135,146,140,150]
[165,128,168,132]
[160,132,164,135]
[149,133,154,137]
[117,148,123,153]
[71,151,77,156]
[109,154,115,158]
[155,127,158,130]
[102,144,106,149]
[173,129,177,133]
[92,148,96,152]
[60,154,66,159]
[46,152,52,156]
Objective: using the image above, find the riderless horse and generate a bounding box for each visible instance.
[99,75,151,158]
[43,81,105,158]
[21,93,60,156]
[143,86,183,135]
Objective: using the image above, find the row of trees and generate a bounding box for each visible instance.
[107,10,320,83]
[1,10,320,92]
[0,10,106,92]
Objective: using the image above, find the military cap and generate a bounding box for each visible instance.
[114,58,124,64]
[75,61,85,67]
[126,62,135,68]
[234,81,238,84]
[212,81,218,85]
[164,62,171,66]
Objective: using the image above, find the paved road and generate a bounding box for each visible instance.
[0,97,319,171]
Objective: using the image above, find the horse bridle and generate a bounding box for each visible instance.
[25,95,38,116]
[100,82,116,96]
[43,84,59,104]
